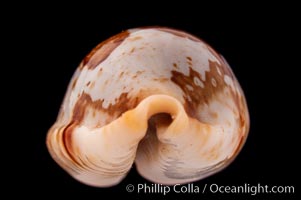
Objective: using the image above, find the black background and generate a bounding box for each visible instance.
[8,4,299,200]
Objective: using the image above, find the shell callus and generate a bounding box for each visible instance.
[46,27,249,187]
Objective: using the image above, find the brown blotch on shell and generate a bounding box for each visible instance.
[81,31,130,70]
[70,93,140,125]
[171,60,233,118]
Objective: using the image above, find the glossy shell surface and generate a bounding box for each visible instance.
[47,27,249,187]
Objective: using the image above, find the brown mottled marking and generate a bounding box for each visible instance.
[89,82,95,89]
[132,71,144,79]
[119,71,124,78]
[207,46,235,79]
[186,56,192,66]
[97,68,103,76]
[209,111,218,119]
[153,77,169,82]
[81,31,130,70]
[107,93,140,116]
[71,78,78,89]
[130,47,135,53]
[173,63,178,68]
[128,36,142,41]
[70,92,141,124]
[171,60,233,118]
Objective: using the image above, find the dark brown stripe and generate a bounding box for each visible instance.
[62,122,81,166]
